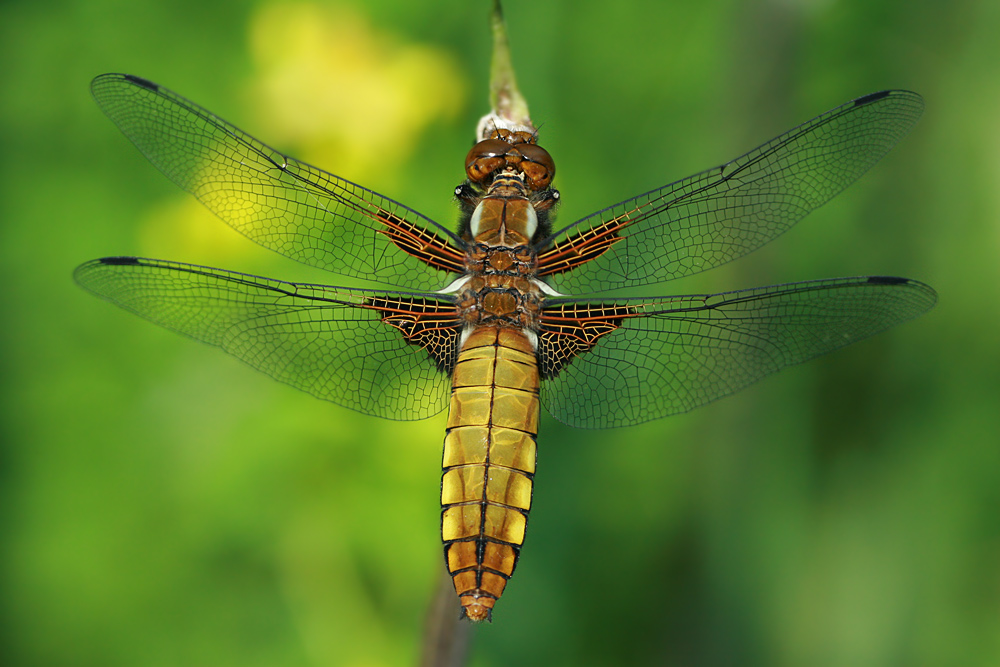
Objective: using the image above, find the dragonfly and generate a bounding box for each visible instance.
[76,73,936,622]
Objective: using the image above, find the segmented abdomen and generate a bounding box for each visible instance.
[441,326,538,622]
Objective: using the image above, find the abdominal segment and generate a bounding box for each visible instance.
[441,326,539,622]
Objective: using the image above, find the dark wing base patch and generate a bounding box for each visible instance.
[364,296,462,373]
[538,303,636,378]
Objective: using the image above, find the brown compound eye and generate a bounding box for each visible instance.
[516,143,555,189]
[465,138,511,182]
[467,156,504,182]
[464,135,556,188]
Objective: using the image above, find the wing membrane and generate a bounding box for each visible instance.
[539,276,937,428]
[74,257,461,420]
[91,74,466,291]
[536,91,924,294]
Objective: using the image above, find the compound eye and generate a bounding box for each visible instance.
[466,156,504,182]
[465,138,512,181]
[466,138,510,163]
[516,143,556,189]
[520,161,549,189]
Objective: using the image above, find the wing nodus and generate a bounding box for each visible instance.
[440,326,539,622]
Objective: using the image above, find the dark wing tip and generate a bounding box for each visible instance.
[866,275,910,285]
[73,256,141,289]
[122,74,159,91]
[91,73,159,95]
[853,89,924,110]
[97,256,142,266]
[854,90,893,106]
[866,275,938,311]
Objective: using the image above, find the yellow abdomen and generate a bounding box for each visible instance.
[441,326,539,622]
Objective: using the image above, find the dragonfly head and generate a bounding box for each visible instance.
[465,128,555,192]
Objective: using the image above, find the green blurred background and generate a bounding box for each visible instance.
[1,0,997,665]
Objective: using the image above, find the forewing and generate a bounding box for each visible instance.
[91,74,466,291]
[538,276,936,428]
[536,91,924,294]
[74,257,462,420]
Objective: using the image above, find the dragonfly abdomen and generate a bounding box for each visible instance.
[441,326,539,622]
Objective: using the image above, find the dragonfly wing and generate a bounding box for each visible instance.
[538,276,936,428]
[536,91,924,294]
[91,74,466,291]
[74,257,462,420]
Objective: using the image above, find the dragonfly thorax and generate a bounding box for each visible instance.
[455,275,542,330]
[459,190,545,334]
[468,186,539,244]
[465,243,536,276]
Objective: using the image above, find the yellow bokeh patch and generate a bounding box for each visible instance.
[138,197,252,263]
[247,2,466,183]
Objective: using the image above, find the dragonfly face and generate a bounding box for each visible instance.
[76,74,936,622]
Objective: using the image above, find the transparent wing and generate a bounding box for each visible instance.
[91,74,466,291]
[536,91,924,294]
[539,276,937,428]
[74,257,461,420]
